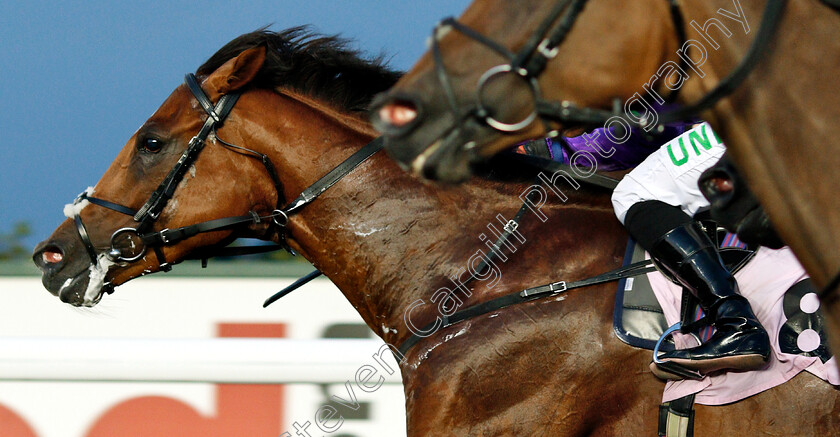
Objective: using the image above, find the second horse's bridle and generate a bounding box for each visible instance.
[425,0,787,138]
[71,73,382,279]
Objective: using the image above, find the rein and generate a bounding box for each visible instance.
[397,260,656,356]
[428,0,787,135]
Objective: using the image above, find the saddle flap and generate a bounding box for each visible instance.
[614,230,755,351]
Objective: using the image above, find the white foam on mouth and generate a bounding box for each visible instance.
[82,253,115,307]
[63,186,95,219]
[410,139,443,176]
[58,278,73,295]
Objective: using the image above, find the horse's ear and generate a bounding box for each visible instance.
[203,46,266,98]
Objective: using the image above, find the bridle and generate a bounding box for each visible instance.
[70,72,383,283]
[425,0,787,138]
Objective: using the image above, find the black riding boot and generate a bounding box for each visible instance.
[649,222,770,377]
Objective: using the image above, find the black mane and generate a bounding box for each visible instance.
[197,27,402,112]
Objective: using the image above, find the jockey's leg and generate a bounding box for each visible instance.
[624,200,770,377]
[611,122,770,377]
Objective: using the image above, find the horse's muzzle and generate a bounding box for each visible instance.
[32,223,100,306]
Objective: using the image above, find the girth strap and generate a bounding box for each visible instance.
[658,394,696,437]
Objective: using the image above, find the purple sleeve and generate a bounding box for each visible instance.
[555,120,696,171]
[513,102,701,171]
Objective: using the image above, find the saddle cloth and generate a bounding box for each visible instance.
[649,246,840,405]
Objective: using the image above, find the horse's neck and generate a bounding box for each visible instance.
[290,147,625,348]
[279,89,378,138]
[262,89,626,367]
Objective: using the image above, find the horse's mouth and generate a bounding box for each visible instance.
[34,245,114,307]
[404,127,480,184]
[54,270,108,307]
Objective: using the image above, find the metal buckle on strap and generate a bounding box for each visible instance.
[504,220,519,233]
[520,280,566,298]
[536,39,559,59]
[158,228,174,244]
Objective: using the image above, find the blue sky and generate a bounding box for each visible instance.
[0,0,471,249]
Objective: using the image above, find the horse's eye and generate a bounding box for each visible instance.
[141,138,164,153]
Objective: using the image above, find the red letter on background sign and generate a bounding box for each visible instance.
[0,404,38,437]
[86,323,285,437]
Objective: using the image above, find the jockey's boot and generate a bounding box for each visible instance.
[650,222,770,377]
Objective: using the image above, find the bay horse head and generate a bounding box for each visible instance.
[370,0,688,182]
[32,28,399,307]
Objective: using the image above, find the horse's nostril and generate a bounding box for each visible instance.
[42,247,64,265]
[707,176,734,194]
[379,100,418,128]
